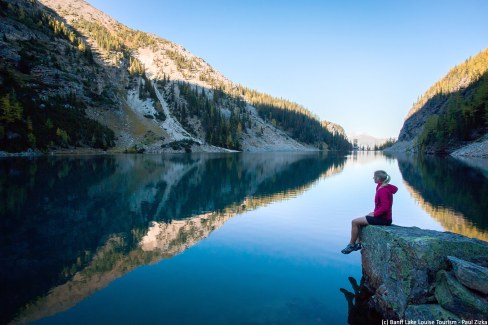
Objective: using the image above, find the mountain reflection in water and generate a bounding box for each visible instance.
[396,154,488,241]
[0,152,346,324]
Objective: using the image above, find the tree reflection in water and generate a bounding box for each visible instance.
[396,154,488,240]
[0,152,346,324]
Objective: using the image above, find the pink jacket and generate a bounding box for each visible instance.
[373,183,398,221]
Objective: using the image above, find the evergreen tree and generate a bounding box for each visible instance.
[0,91,23,123]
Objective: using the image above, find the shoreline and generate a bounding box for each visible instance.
[384,135,488,159]
[0,147,327,157]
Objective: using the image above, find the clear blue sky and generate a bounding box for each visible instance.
[86,0,488,139]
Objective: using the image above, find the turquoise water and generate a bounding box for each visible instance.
[1,152,487,324]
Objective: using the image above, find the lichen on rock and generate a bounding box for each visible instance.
[447,255,488,295]
[360,225,488,320]
[435,270,488,319]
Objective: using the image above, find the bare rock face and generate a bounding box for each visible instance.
[360,225,488,320]
[397,95,450,143]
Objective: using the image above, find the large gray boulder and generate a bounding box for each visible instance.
[435,270,488,319]
[360,225,488,319]
[447,255,488,294]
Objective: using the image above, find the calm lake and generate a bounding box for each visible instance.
[1,152,487,324]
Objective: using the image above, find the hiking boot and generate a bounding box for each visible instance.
[341,243,362,254]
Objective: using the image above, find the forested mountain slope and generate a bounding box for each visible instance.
[0,0,351,153]
[388,48,488,155]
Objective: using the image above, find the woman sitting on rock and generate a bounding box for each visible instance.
[341,170,398,254]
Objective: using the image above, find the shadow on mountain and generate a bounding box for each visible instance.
[0,0,120,152]
[0,152,346,324]
[396,154,488,239]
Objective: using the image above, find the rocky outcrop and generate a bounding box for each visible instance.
[447,256,488,295]
[360,225,488,320]
[451,134,488,158]
[435,269,487,319]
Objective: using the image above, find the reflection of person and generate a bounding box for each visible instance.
[341,170,398,254]
[340,276,382,324]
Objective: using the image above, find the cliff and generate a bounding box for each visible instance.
[386,48,488,156]
[360,225,488,321]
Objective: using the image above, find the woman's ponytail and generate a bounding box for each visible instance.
[374,170,390,185]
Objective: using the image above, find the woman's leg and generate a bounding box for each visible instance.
[350,217,369,245]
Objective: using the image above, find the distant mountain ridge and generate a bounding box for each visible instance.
[348,133,388,149]
[0,0,351,153]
